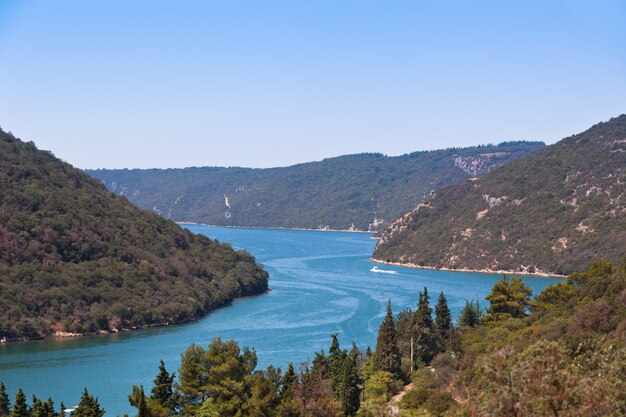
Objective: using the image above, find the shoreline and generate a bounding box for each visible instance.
[370,258,567,278]
[0,289,271,345]
[176,221,374,234]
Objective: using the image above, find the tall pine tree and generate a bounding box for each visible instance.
[459,299,481,327]
[150,360,175,412]
[338,356,360,416]
[374,300,401,379]
[0,383,10,417]
[434,291,452,351]
[10,389,29,417]
[74,388,105,417]
[413,288,438,364]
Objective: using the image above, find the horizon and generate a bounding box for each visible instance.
[1,1,625,169]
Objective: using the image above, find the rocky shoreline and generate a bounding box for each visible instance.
[370,258,567,278]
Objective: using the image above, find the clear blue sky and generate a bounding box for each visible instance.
[0,1,624,169]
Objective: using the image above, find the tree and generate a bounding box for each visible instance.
[434,292,452,351]
[150,360,176,412]
[337,356,360,416]
[177,338,256,417]
[136,388,148,417]
[485,276,532,321]
[413,288,438,364]
[374,300,401,379]
[0,383,10,417]
[459,299,481,327]
[73,388,104,417]
[10,389,29,417]
[195,399,218,417]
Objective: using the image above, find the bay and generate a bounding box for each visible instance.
[0,225,559,416]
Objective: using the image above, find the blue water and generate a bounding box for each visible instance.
[0,226,559,416]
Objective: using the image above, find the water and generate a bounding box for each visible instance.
[0,226,559,415]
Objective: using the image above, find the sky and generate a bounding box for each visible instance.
[0,1,625,169]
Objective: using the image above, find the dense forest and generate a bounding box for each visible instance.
[3,259,624,416]
[87,142,544,231]
[0,129,268,341]
[374,115,626,275]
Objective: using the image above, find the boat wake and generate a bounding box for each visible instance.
[370,266,398,274]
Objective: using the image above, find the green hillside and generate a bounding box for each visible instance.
[373,115,626,275]
[0,129,268,341]
[86,142,545,231]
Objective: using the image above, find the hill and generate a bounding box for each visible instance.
[373,115,626,275]
[86,142,545,231]
[0,129,268,341]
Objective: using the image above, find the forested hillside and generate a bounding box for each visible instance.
[87,142,544,231]
[374,115,626,275]
[0,129,268,341]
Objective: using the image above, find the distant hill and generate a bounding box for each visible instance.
[86,142,545,231]
[373,115,626,275]
[0,129,268,341]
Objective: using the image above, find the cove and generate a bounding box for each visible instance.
[0,226,559,416]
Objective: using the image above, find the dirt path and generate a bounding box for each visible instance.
[388,382,414,416]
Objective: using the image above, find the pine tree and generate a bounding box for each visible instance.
[434,291,452,351]
[280,363,296,399]
[348,342,361,368]
[338,356,360,416]
[416,288,434,330]
[74,388,105,417]
[459,299,481,327]
[413,288,438,364]
[485,276,532,321]
[374,300,401,379]
[150,360,175,411]
[0,383,10,417]
[31,396,44,417]
[137,387,148,417]
[327,334,348,400]
[10,389,29,417]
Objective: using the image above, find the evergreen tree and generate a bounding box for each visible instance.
[280,362,297,399]
[0,383,10,417]
[416,288,434,330]
[136,387,148,417]
[338,356,360,416]
[413,288,438,364]
[374,300,401,379]
[31,397,44,417]
[485,276,532,321]
[10,389,29,417]
[434,291,453,351]
[150,360,175,411]
[348,342,361,368]
[74,388,105,417]
[58,403,65,417]
[44,400,55,417]
[459,299,481,327]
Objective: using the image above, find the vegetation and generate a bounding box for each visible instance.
[3,258,625,415]
[86,142,544,231]
[374,114,626,275]
[0,129,268,340]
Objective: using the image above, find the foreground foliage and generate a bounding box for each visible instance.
[0,129,268,340]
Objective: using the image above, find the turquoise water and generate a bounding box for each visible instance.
[0,226,559,416]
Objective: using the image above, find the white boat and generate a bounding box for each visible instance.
[370,266,397,274]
